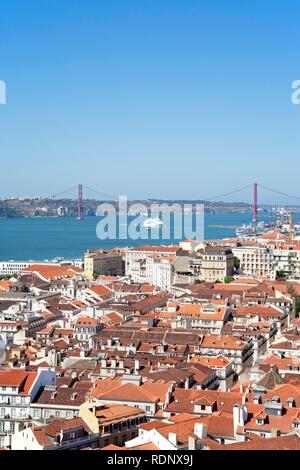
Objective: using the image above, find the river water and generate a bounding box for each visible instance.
[0,213,255,261]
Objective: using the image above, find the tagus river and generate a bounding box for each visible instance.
[0,213,256,261]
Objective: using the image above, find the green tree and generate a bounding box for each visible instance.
[287,285,300,317]
[224,275,234,284]
[234,257,240,271]
[276,270,288,280]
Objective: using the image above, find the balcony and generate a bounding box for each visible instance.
[1,414,30,421]
[45,433,99,450]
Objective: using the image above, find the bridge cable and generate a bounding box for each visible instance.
[258,184,300,201]
[83,185,118,201]
[203,184,253,202]
[49,185,78,199]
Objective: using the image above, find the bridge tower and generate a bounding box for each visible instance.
[253,182,258,224]
[253,182,258,241]
[290,208,294,241]
[77,184,83,219]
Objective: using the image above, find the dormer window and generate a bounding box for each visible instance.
[71,393,77,400]
[256,413,267,425]
[264,401,283,416]
[271,396,280,403]
[253,395,262,405]
[51,392,57,400]
[287,397,296,408]
[256,418,265,425]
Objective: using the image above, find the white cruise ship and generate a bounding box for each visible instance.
[143,217,163,228]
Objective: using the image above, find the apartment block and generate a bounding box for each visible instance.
[201,247,234,282]
[232,246,273,278]
[84,250,124,278]
[125,246,179,283]
[0,368,56,447]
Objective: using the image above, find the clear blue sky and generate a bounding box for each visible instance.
[1,0,300,203]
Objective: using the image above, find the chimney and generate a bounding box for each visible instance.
[233,404,240,435]
[233,404,248,435]
[134,360,140,372]
[271,428,281,438]
[168,432,177,447]
[188,435,196,450]
[165,385,174,408]
[194,423,207,440]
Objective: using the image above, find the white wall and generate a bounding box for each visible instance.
[11,427,43,450]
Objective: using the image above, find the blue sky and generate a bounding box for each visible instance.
[1,0,300,203]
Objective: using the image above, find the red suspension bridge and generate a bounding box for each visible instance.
[49,183,300,221]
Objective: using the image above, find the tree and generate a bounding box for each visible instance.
[234,257,240,271]
[287,285,300,317]
[288,285,296,297]
[276,270,288,280]
[224,275,234,284]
